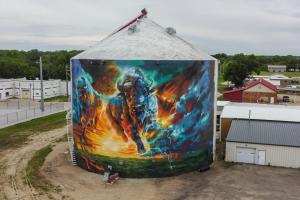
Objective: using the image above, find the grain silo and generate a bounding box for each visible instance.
[70,9,217,177]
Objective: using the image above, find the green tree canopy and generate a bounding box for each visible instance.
[223,54,260,87]
[0,50,81,80]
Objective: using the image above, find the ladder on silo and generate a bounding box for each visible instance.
[66,111,77,166]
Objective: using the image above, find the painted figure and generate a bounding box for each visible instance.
[77,77,99,147]
[106,69,158,154]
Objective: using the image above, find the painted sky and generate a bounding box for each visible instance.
[0,0,299,55]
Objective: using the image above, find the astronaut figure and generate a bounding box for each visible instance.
[107,68,158,154]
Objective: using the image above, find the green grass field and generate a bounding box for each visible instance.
[217,73,230,100]
[0,111,67,151]
[44,96,69,102]
[254,71,300,77]
[76,149,212,178]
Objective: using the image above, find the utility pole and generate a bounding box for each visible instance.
[39,56,44,112]
[65,65,69,98]
[32,80,35,101]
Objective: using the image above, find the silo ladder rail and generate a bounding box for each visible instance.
[67,134,77,166]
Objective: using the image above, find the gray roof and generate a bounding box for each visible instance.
[226,119,300,147]
[73,17,215,60]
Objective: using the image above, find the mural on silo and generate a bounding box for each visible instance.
[72,59,215,177]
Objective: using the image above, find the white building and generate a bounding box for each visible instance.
[0,78,71,100]
[267,65,287,73]
[222,103,300,168]
[251,74,292,88]
[226,119,300,168]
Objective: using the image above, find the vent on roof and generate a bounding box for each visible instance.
[166,27,176,35]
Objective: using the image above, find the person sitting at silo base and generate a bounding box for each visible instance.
[103,165,119,185]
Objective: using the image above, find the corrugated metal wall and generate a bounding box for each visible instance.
[226,141,300,168]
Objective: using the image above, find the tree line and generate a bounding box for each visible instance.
[213,53,300,87]
[0,50,299,86]
[0,49,81,80]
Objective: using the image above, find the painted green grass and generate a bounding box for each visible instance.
[76,149,212,178]
[44,96,69,102]
[25,145,54,192]
[0,111,66,151]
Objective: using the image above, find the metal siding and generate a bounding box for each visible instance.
[220,104,300,123]
[226,142,300,168]
[223,89,243,102]
[227,119,300,147]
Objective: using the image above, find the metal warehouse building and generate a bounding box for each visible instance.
[220,103,300,141]
[226,119,300,168]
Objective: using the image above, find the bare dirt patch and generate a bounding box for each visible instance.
[0,126,67,200]
[42,143,300,200]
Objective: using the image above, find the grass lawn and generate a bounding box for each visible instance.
[25,145,55,192]
[0,111,67,151]
[217,73,229,100]
[254,71,300,77]
[44,96,69,102]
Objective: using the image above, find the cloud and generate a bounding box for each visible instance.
[0,0,299,55]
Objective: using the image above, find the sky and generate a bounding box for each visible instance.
[0,0,299,55]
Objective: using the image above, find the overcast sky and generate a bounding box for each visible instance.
[0,0,299,55]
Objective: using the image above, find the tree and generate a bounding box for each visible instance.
[223,54,260,87]
[285,55,298,71]
[0,49,82,80]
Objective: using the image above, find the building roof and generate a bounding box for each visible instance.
[223,88,244,102]
[244,79,277,92]
[227,119,300,147]
[223,79,277,102]
[73,17,215,60]
[224,79,277,95]
[268,65,287,69]
[269,74,291,80]
[217,101,231,107]
[221,103,300,123]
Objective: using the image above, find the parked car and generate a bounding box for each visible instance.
[282,96,290,102]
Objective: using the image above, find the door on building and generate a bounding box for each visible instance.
[236,147,255,164]
[258,150,266,165]
[22,89,30,99]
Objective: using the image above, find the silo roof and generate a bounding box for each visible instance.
[73,17,215,60]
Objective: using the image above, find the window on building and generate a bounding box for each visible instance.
[5,92,9,97]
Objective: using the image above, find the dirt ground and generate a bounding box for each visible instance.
[0,126,67,200]
[42,143,300,200]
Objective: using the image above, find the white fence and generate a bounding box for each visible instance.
[0,102,70,128]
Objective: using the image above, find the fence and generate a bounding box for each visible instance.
[0,102,70,128]
[0,100,40,110]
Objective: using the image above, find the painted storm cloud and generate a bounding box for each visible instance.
[72,59,215,177]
